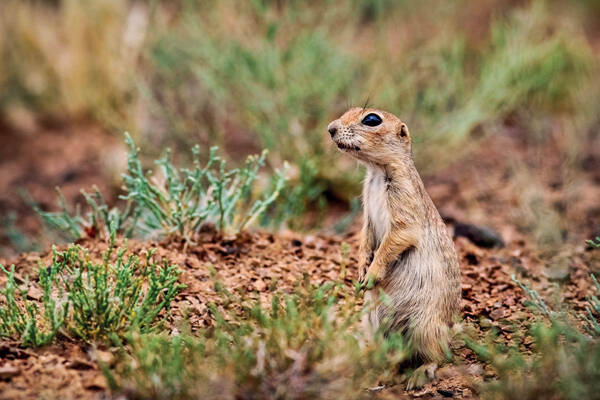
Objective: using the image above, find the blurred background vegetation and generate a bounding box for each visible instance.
[0,0,599,243]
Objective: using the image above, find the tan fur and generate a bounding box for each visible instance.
[328,107,461,367]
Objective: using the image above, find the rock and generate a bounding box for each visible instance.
[543,253,572,282]
[91,349,115,367]
[67,358,95,370]
[543,264,571,282]
[26,286,43,301]
[0,364,20,380]
[366,385,386,393]
[480,318,493,328]
[465,363,484,376]
[437,366,460,379]
[253,279,267,292]
[490,308,505,320]
[454,222,505,248]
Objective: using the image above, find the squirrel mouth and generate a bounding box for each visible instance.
[336,143,360,152]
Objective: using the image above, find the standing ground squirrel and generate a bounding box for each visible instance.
[328,107,461,387]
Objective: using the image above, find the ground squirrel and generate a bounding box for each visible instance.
[328,107,461,387]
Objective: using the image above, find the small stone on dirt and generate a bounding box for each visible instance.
[543,262,571,282]
[84,375,107,390]
[27,285,43,301]
[490,308,505,320]
[67,358,95,370]
[0,364,20,380]
[253,279,267,292]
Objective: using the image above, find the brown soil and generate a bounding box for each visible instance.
[0,122,598,399]
[0,120,124,257]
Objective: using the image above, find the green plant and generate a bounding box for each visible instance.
[470,319,600,400]
[581,274,600,337]
[587,237,600,248]
[0,263,67,347]
[512,274,553,317]
[0,236,184,345]
[36,134,287,243]
[121,133,287,241]
[58,235,184,341]
[34,186,137,242]
[105,277,409,399]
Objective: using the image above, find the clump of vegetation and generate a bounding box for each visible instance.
[467,276,600,400]
[121,134,287,240]
[105,278,408,399]
[0,264,66,347]
[582,274,600,337]
[0,233,184,346]
[35,186,136,243]
[37,134,287,243]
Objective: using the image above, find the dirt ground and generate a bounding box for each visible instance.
[0,121,599,399]
[0,119,125,257]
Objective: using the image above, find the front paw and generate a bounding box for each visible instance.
[357,252,374,286]
[358,264,367,283]
[358,266,383,289]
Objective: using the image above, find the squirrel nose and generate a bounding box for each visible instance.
[328,124,338,138]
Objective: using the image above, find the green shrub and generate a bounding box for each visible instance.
[35,186,137,242]
[0,263,66,347]
[0,236,184,345]
[36,134,287,242]
[121,134,287,240]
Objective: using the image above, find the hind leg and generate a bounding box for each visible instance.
[403,318,449,389]
[405,362,437,390]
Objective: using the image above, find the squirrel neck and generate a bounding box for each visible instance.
[365,156,430,221]
[366,156,421,189]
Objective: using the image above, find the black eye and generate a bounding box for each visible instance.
[361,113,382,127]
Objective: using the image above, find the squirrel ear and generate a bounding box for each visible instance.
[399,123,409,139]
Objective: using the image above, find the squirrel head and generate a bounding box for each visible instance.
[327,107,411,165]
